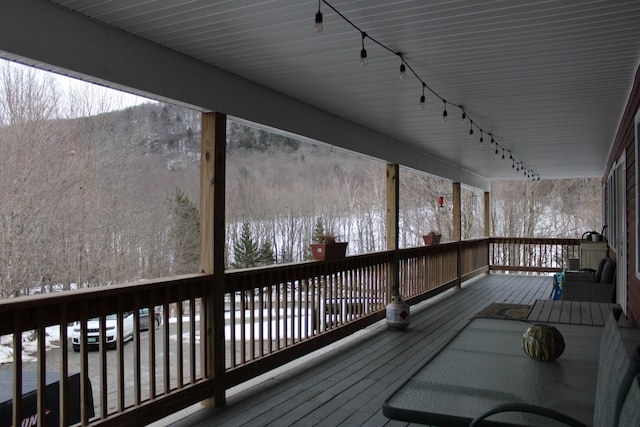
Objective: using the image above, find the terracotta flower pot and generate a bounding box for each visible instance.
[310,242,348,260]
[423,234,441,245]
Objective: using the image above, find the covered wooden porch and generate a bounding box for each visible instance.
[2,2,640,426]
[160,273,551,427]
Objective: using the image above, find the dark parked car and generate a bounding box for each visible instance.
[139,307,162,331]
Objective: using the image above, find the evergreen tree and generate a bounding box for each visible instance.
[312,217,325,243]
[259,241,275,265]
[304,217,327,261]
[169,188,200,274]
[231,222,274,268]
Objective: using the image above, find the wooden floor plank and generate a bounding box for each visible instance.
[590,302,604,325]
[538,300,554,322]
[581,302,593,325]
[559,301,572,323]
[163,273,551,427]
[570,301,582,324]
[549,300,562,322]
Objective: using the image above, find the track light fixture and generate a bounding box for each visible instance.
[311,0,539,180]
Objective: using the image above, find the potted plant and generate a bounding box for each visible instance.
[310,233,348,260]
[422,230,442,246]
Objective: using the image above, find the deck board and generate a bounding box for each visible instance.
[159,273,552,427]
[527,300,626,327]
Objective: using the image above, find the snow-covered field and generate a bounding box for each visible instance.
[0,310,319,364]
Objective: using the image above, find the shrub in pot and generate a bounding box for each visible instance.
[310,233,348,261]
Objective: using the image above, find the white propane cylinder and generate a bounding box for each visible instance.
[386,295,410,330]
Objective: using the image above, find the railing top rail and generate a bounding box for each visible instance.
[489,237,582,244]
[0,273,209,309]
[0,274,210,333]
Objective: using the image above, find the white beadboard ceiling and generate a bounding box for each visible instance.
[15,1,640,181]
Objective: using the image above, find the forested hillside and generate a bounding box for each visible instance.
[0,64,602,298]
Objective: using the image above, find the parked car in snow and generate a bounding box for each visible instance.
[71,313,134,352]
[71,308,162,351]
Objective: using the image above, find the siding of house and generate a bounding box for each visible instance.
[606,65,640,327]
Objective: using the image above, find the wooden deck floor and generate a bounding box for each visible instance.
[160,273,552,427]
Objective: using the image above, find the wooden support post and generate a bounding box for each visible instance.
[453,183,462,288]
[200,112,227,407]
[386,164,400,298]
[484,191,491,237]
[453,182,461,242]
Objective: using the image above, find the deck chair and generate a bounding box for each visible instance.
[468,307,640,427]
[562,257,616,302]
[618,374,640,427]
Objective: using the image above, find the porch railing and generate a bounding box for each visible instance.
[0,237,578,426]
[489,237,581,273]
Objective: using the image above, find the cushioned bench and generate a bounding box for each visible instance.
[563,256,615,303]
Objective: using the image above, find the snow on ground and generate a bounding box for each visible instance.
[0,316,198,365]
[0,310,321,365]
[0,327,63,364]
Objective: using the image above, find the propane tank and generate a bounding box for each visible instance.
[386,295,410,330]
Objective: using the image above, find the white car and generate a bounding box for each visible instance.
[71,312,134,352]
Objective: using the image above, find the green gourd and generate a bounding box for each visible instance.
[522,324,565,361]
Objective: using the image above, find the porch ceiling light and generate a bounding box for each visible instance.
[311,0,540,180]
[314,7,323,32]
[360,32,368,67]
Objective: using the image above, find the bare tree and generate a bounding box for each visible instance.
[491,179,601,238]
[0,63,73,296]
